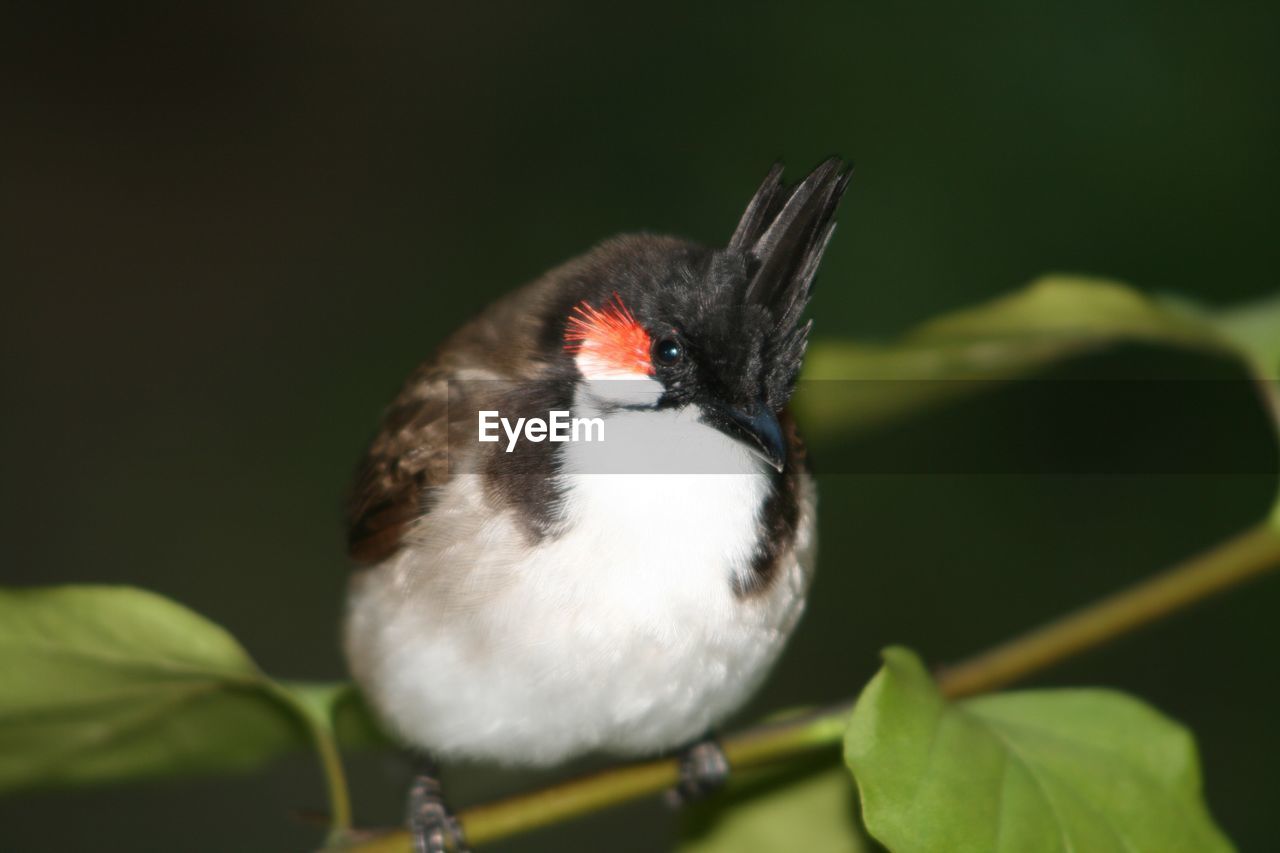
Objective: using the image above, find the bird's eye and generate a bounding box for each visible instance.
[653,338,683,366]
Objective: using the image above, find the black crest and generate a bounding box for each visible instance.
[732,158,851,328]
[729,158,851,405]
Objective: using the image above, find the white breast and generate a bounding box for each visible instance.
[344,398,814,766]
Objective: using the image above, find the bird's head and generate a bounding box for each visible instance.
[554,159,851,471]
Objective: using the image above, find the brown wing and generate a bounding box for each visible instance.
[345,363,454,565]
[345,267,568,565]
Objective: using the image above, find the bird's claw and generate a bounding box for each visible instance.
[407,765,468,853]
[666,738,730,808]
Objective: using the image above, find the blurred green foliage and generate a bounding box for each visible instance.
[798,275,1275,438]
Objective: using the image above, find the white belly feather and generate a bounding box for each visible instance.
[344,405,814,765]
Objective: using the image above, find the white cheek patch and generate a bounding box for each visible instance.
[574,353,664,407]
[573,349,653,382]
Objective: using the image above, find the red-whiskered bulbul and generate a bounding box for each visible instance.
[343,159,850,851]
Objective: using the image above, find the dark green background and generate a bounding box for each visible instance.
[2,2,1276,850]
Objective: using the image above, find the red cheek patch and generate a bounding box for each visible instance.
[564,295,654,377]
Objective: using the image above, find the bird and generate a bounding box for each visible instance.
[342,158,850,852]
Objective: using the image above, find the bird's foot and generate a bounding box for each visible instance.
[407,759,468,853]
[665,737,730,808]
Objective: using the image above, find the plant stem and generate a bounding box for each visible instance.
[312,716,354,835]
[935,523,1280,697]
[340,522,1280,852]
[277,683,354,835]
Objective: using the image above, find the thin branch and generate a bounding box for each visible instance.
[339,521,1280,852]
[934,521,1280,697]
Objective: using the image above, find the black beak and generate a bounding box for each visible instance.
[716,401,787,472]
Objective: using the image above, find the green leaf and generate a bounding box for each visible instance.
[800,276,1280,523]
[844,648,1233,853]
[680,759,872,853]
[0,585,319,792]
[1180,291,1280,526]
[1186,291,1280,382]
[797,275,1243,438]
